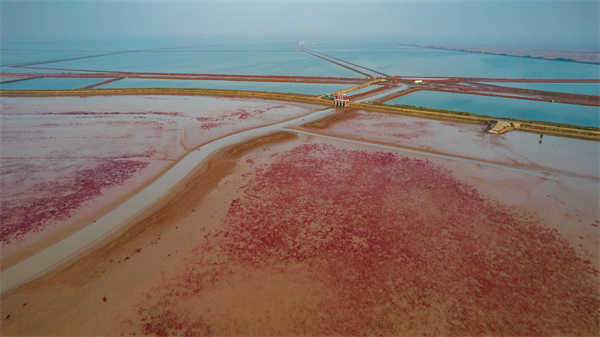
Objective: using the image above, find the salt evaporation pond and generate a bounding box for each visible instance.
[97,78,353,95]
[0,77,102,90]
[346,85,384,96]
[4,42,599,81]
[1,46,359,78]
[0,50,101,67]
[386,90,600,127]
[308,44,600,79]
[482,82,600,96]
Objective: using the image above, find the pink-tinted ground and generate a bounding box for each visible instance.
[2,133,597,336]
[0,96,320,267]
[319,110,599,178]
[131,136,598,336]
[1,102,598,336]
[306,111,600,265]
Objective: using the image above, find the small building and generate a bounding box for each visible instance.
[414,80,423,84]
[334,93,349,107]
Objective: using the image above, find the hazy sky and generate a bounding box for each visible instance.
[1,0,598,47]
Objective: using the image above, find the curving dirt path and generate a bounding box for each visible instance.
[0,107,336,294]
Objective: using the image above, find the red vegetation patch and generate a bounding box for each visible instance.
[372,121,432,140]
[339,116,433,141]
[135,143,599,335]
[114,151,155,159]
[137,302,212,337]
[37,111,184,117]
[196,105,287,130]
[0,160,149,243]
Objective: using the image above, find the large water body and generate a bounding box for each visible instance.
[481,82,600,96]
[307,44,600,79]
[0,78,101,90]
[1,41,598,126]
[387,90,600,127]
[4,42,599,79]
[97,78,352,95]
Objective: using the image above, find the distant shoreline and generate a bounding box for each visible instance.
[407,44,600,65]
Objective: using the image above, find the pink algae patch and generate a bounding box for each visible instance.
[0,159,148,243]
[335,113,433,141]
[135,143,598,336]
[196,105,286,130]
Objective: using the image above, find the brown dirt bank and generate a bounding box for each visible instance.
[347,84,391,101]
[0,131,299,335]
[378,87,600,107]
[353,102,600,141]
[1,160,174,271]
[290,125,512,169]
[303,107,362,129]
[1,95,321,270]
[2,89,596,141]
[1,131,598,336]
[0,88,333,107]
[46,131,298,283]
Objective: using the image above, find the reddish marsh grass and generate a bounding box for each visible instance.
[1,160,148,243]
[135,143,598,335]
[196,105,287,130]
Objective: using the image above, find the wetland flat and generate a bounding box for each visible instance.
[1,35,599,336]
[0,96,322,269]
[1,96,597,336]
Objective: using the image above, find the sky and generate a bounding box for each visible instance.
[1,0,598,47]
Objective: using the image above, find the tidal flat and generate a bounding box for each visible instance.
[0,95,320,269]
[0,95,598,336]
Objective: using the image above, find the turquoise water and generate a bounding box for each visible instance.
[0,42,188,68]
[195,44,296,52]
[344,84,393,96]
[327,47,599,79]
[98,78,353,95]
[0,77,103,90]
[9,50,359,78]
[1,43,361,78]
[345,85,378,95]
[1,50,102,67]
[307,44,445,54]
[481,82,600,96]
[301,44,600,79]
[387,90,599,127]
[1,42,598,126]
[3,43,599,79]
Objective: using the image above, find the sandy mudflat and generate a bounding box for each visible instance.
[299,109,600,263]
[1,102,598,335]
[307,108,599,177]
[0,96,321,269]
